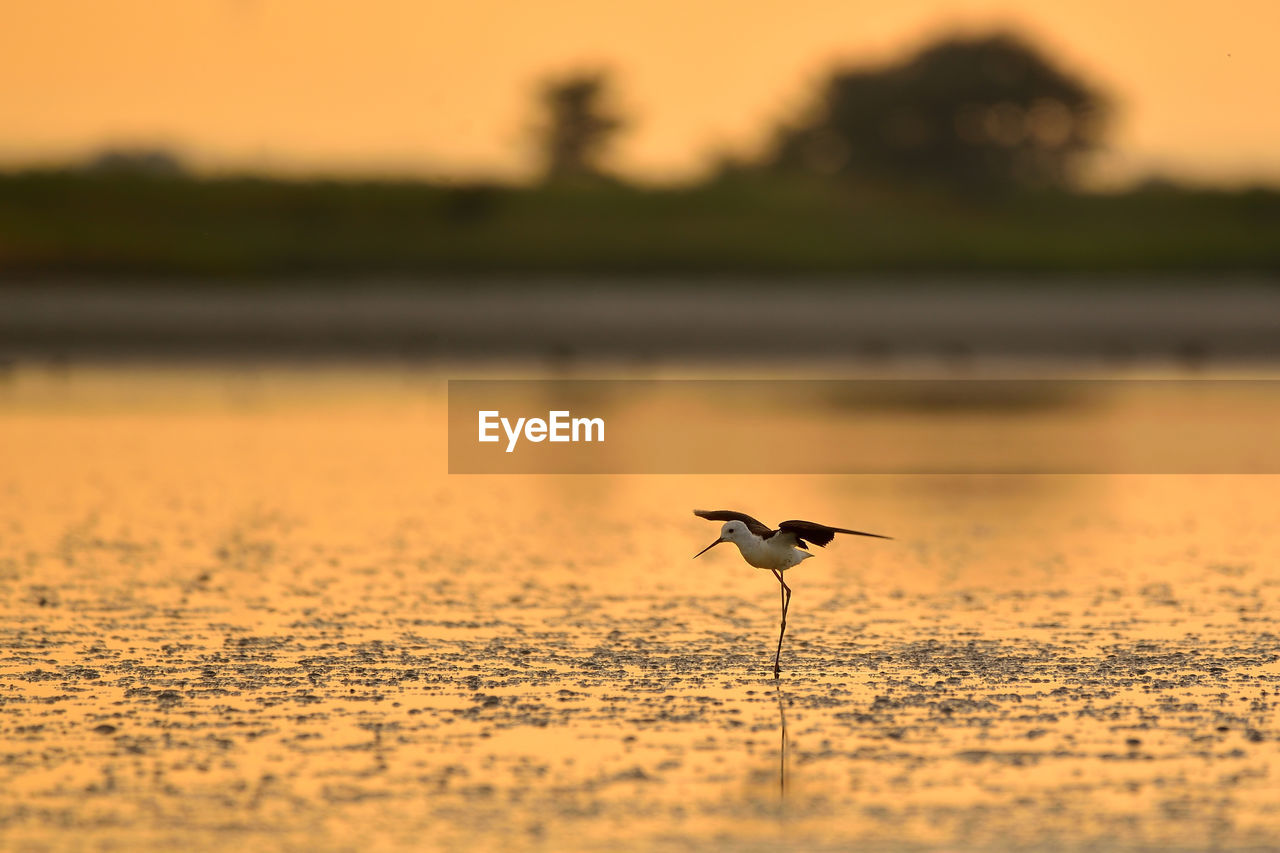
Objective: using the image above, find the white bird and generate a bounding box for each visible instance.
[693,509,891,677]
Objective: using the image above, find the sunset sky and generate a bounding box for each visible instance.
[3,0,1278,185]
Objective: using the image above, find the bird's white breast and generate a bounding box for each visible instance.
[734,535,812,571]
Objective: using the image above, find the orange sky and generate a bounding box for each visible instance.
[3,0,1278,185]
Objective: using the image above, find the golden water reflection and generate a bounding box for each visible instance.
[1,367,1278,850]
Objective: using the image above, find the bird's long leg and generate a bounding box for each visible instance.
[771,569,792,678]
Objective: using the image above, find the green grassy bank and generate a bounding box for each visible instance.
[1,171,1277,278]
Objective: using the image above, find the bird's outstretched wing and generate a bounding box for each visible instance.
[776,520,893,548]
[692,509,774,539]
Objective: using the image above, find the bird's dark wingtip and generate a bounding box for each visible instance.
[824,525,893,540]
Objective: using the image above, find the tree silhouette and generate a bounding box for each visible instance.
[535,70,626,183]
[769,32,1109,192]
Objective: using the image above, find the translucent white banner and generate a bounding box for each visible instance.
[448,379,1280,474]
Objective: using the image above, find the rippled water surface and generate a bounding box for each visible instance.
[2,367,1279,851]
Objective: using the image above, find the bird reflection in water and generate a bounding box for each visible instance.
[776,683,789,799]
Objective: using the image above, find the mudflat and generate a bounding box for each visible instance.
[2,368,1277,851]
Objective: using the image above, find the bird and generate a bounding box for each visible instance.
[692,509,891,678]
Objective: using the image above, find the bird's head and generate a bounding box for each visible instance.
[693,520,750,558]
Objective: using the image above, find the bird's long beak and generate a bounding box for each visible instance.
[693,537,726,559]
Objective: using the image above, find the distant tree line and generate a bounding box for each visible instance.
[536,31,1109,194]
[69,31,1111,197]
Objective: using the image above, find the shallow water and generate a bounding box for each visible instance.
[2,367,1279,851]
